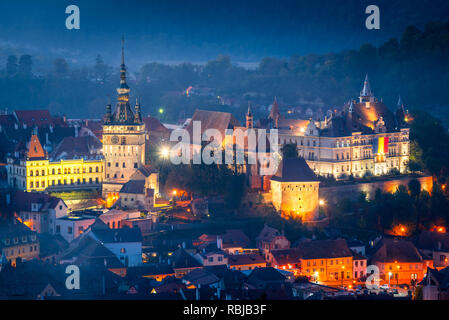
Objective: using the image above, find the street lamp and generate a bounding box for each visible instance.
[341,265,345,287]
[160,147,170,159]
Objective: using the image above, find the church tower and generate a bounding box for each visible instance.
[246,102,253,129]
[102,37,146,197]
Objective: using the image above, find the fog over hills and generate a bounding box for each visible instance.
[1,0,449,69]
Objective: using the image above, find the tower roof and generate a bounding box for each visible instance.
[106,37,141,125]
[268,97,280,120]
[27,134,46,159]
[360,74,373,97]
[247,102,252,117]
[271,157,319,183]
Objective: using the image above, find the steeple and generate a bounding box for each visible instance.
[117,35,130,97]
[246,102,253,129]
[268,97,281,128]
[105,36,140,124]
[360,74,373,97]
[348,100,354,113]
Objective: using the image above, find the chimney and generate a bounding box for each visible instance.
[182,241,186,249]
[46,132,50,145]
[75,125,79,138]
[217,236,223,250]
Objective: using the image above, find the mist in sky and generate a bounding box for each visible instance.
[0,0,448,68]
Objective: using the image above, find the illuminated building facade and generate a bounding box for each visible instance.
[270,157,320,221]
[6,134,104,192]
[0,219,40,266]
[269,75,410,179]
[371,238,434,285]
[102,38,146,198]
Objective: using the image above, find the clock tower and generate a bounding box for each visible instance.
[102,37,146,197]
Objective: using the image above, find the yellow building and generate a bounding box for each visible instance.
[7,134,104,192]
[270,157,320,221]
[297,239,354,286]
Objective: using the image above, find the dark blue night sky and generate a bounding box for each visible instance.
[0,0,448,65]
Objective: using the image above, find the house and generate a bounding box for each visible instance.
[197,229,254,255]
[59,235,126,277]
[347,240,366,255]
[256,224,290,260]
[416,231,449,269]
[88,220,143,267]
[194,251,228,267]
[0,219,39,266]
[38,233,68,264]
[11,190,67,234]
[170,247,203,278]
[269,248,302,275]
[0,259,121,299]
[370,238,433,286]
[245,267,287,290]
[295,239,354,285]
[352,251,367,281]
[182,268,221,288]
[55,215,96,243]
[421,267,449,300]
[228,254,267,271]
[119,180,154,211]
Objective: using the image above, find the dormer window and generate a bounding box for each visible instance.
[31,203,39,212]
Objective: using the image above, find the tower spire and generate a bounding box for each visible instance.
[360,74,373,97]
[246,102,253,129]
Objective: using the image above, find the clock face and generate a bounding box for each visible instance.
[111,136,119,144]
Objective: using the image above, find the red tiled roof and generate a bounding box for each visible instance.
[14,110,54,127]
[228,254,266,266]
[295,239,353,259]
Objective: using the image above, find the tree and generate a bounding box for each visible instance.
[18,55,32,78]
[53,58,69,78]
[6,55,18,76]
[281,143,298,159]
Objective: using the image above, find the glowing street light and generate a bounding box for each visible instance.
[159,108,164,114]
[388,271,392,287]
[160,147,170,159]
[319,199,325,206]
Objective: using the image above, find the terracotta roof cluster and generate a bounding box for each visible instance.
[11,190,65,213]
[185,109,240,142]
[371,238,428,263]
[61,236,123,268]
[92,227,143,243]
[171,247,202,269]
[51,135,102,160]
[270,249,303,265]
[256,224,282,242]
[228,254,266,266]
[14,110,55,127]
[295,239,353,259]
